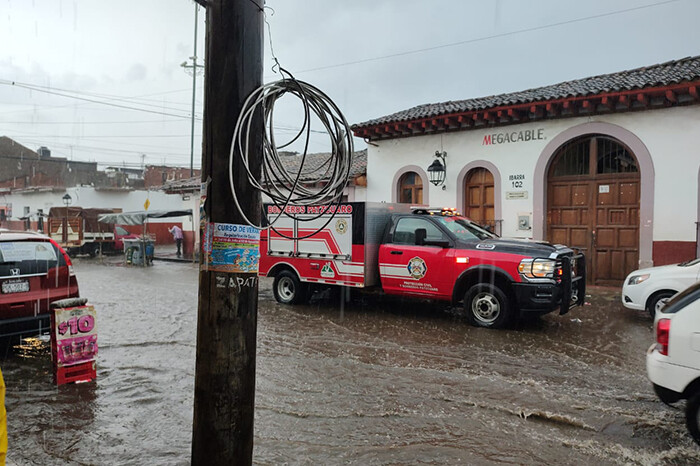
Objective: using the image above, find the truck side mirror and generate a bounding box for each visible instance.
[415,228,427,246]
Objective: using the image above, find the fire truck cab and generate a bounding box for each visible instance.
[259,202,585,329]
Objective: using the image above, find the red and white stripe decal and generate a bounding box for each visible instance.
[306,277,364,287]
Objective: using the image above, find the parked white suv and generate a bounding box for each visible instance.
[646,281,700,445]
[622,258,700,317]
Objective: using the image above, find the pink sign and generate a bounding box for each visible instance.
[54,305,98,367]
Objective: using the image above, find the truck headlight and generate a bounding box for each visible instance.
[627,274,650,285]
[518,258,556,278]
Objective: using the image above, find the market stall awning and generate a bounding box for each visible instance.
[98,209,192,225]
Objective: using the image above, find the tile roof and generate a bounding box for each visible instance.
[353,55,700,129]
[159,150,367,193]
[160,176,199,193]
[273,149,366,183]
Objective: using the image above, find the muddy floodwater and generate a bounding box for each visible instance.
[3,259,700,464]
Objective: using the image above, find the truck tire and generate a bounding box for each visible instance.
[87,243,100,258]
[273,270,307,305]
[686,390,700,446]
[464,283,511,329]
[647,291,675,318]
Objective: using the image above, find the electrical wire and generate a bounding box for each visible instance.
[0,80,198,119]
[0,119,187,125]
[268,0,682,76]
[229,70,353,238]
[15,138,190,158]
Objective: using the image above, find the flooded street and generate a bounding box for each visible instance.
[4,259,700,465]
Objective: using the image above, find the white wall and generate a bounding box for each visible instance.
[367,106,700,242]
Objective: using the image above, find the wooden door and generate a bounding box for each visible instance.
[464,168,495,232]
[547,136,640,285]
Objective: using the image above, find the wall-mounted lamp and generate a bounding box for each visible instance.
[62,193,72,206]
[428,150,447,187]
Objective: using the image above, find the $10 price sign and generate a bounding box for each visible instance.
[54,305,98,367]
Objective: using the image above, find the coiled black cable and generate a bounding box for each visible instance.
[229,71,354,238]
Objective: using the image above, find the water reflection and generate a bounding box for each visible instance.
[4,338,97,464]
[3,261,700,465]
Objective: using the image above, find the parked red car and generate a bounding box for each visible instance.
[0,230,80,339]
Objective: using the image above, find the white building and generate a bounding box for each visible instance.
[353,56,700,286]
[0,186,196,249]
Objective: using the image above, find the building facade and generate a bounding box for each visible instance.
[144,165,202,188]
[0,137,109,189]
[0,186,193,247]
[353,56,700,286]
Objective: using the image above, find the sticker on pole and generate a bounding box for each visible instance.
[203,222,260,273]
[54,305,98,367]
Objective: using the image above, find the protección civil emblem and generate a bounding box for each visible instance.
[407,256,427,280]
[335,218,348,234]
[320,263,335,278]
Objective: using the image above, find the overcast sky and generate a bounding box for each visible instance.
[0,0,698,169]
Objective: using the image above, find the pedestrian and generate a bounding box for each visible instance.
[168,225,183,257]
[145,241,155,265]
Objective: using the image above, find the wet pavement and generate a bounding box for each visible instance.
[3,259,700,465]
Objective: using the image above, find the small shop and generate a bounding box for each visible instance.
[98,209,193,265]
[353,56,700,285]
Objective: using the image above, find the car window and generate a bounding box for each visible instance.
[115,226,130,236]
[0,241,57,262]
[391,218,446,245]
[0,241,59,277]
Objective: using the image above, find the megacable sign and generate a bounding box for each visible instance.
[482,128,545,145]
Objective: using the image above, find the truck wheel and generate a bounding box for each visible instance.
[464,284,511,329]
[88,244,100,258]
[647,291,675,318]
[273,270,307,305]
[686,390,700,446]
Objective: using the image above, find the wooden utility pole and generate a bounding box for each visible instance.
[191,0,263,464]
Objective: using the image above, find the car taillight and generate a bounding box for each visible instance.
[656,318,671,356]
[49,238,74,276]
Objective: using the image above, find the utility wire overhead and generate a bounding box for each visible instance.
[0,119,188,125]
[0,81,200,118]
[16,138,191,157]
[0,80,195,107]
[2,133,203,139]
[0,152,195,169]
[1,81,196,119]
[275,0,682,76]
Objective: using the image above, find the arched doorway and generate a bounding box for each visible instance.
[547,134,640,285]
[464,167,496,232]
[397,171,423,204]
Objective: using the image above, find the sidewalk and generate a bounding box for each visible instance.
[153,244,196,263]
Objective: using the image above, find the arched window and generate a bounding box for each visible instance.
[398,171,423,204]
[550,134,638,178]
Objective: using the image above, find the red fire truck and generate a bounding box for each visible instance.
[259,202,585,328]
